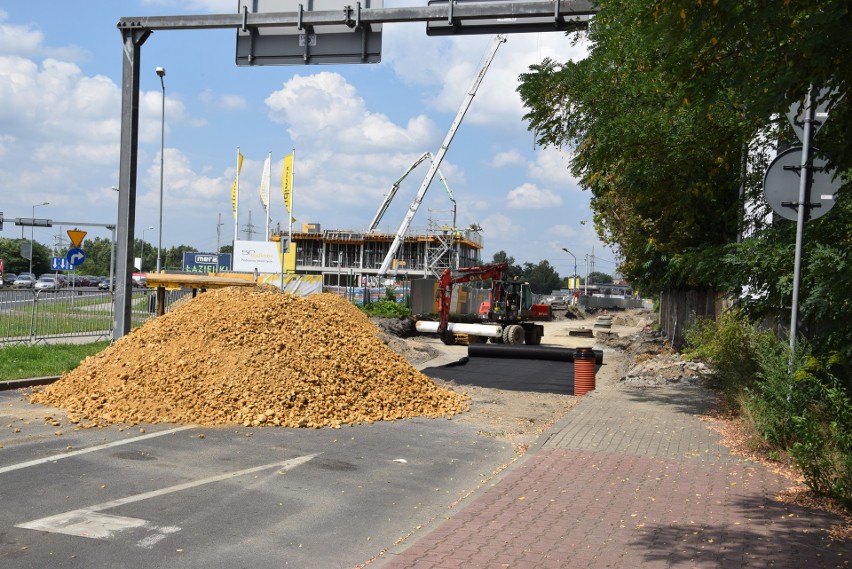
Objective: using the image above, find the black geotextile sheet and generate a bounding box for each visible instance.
[467,344,603,364]
[420,345,603,395]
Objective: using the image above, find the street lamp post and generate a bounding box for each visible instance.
[155,66,166,274]
[30,201,49,275]
[561,247,577,294]
[140,226,154,271]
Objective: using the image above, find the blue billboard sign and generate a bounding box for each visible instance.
[182,252,232,274]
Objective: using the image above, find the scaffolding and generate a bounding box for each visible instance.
[425,209,459,278]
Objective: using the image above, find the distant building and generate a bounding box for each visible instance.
[278,222,484,287]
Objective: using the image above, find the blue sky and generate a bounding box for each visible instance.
[0,0,618,277]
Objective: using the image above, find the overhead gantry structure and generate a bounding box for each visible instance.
[112,1,598,340]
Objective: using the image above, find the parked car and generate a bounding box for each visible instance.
[132,272,147,288]
[98,277,114,290]
[34,276,62,292]
[40,273,67,287]
[13,274,37,288]
[3,273,16,287]
[66,274,84,287]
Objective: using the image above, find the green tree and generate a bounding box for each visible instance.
[0,237,51,275]
[489,250,523,280]
[0,237,27,274]
[75,237,116,276]
[518,0,751,293]
[163,244,197,272]
[587,271,613,285]
[521,260,563,294]
[518,0,850,363]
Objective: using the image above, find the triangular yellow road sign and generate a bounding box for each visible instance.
[67,229,87,248]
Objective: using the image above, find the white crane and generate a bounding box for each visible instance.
[368,151,456,234]
[376,34,506,278]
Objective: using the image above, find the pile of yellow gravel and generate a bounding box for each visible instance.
[30,287,469,428]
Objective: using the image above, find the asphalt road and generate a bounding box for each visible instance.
[0,389,516,569]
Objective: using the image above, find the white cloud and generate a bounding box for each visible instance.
[0,13,44,55]
[480,212,524,242]
[199,89,247,111]
[490,150,525,168]
[265,72,437,153]
[506,183,563,209]
[263,71,452,214]
[528,147,580,186]
[547,224,579,239]
[383,22,588,132]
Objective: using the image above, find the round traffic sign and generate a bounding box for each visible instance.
[66,247,86,268]
[763,147,840,222]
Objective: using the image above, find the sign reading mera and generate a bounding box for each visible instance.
[182,252,233,273]
[232,240,283,273]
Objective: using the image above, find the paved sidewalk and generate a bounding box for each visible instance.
[376,350,850,568]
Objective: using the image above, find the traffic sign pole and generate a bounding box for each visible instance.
[789,87,815,356]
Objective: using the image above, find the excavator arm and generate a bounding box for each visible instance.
[436,263,507,343]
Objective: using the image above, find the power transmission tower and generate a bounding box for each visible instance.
[242,210,257,241]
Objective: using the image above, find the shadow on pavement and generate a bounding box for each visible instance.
[620,383,721,416]
[422,357,592,395]
[627,493,849,568]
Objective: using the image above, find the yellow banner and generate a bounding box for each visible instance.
[231,151,244,220]
[281,153,293,213]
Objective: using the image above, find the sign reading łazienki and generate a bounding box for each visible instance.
[232,240,282,273]
[182,252,233,273]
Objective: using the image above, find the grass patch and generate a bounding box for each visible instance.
[0,341,109,381]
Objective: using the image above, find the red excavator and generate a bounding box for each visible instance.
[417,263,551,345]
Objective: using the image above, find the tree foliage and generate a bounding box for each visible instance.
[521,260,563,294]
[587,271,613,285]
[489,250,523,280]
[517,0,850,358]
[0,237,52,275]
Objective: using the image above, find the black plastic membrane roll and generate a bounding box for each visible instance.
[467,343,604,365]
[420,344,603,395]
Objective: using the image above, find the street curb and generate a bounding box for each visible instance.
[0,376,61,391]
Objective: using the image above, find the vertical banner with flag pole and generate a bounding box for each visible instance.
[259,152,271,241]
[231,148,244,244]
[282,150,295,246]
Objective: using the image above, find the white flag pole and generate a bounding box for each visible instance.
[234,146,240,245]
[289,148,295,246]
[263,152,271,241]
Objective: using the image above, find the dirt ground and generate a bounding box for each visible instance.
[373,309,653,453]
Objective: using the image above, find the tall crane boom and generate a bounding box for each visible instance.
[368,151,456,233]
[377,34,506,277]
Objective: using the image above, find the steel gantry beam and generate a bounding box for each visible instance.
[112,1,598,340]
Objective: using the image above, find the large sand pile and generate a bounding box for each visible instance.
[30,287,469,428]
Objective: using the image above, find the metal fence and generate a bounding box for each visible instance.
[0,289,189,346]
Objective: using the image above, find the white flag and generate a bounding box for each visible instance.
[259,154,271,208]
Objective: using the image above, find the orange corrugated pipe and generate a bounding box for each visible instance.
[574,347,596,396]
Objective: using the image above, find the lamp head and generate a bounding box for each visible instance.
[155,67,166,78]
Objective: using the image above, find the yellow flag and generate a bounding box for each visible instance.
[231,151,244,220]
[282,153,294,213]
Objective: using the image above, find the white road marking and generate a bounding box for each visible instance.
[0,426,195,474]
[16,454,318,544]
[136,525,181,549]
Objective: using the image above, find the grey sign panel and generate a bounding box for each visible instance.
[763,146,840,222]
[236,0,382,65]
[426,0,592,35]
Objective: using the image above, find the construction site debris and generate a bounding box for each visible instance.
[30,288,469,428]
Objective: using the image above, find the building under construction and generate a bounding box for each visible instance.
[282,216,483,287]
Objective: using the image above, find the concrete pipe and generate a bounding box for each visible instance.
[415,321,504,338]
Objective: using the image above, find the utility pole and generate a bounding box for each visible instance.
[216,213,223,254]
